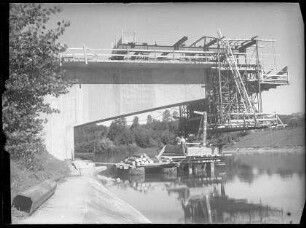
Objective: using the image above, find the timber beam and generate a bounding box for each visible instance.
[238,36,258,52]
[173,36,188,50]
[204,38,218,50]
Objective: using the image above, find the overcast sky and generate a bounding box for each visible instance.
[49,3,304,115]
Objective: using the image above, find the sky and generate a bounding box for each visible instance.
[47,3,304,117]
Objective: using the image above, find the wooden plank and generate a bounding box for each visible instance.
[203,38,218,49]
[156,145,167,159]
[173,36,188,50]
[189,36,206,47]
[238,40,256,52]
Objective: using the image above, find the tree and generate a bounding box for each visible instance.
[115,128,135,145]
[162,109,171,122]
[134,127,151,148]
[3,3,71,166]
[131,116,139,130]
[146,115,153,125]
[116,117,127,128]
[172,110,179,118]
[107,117,135,146]
[107,119,123,142]
[161,129,176,145]
[96,137,115,153]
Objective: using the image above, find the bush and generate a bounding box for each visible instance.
[96,137,115,152]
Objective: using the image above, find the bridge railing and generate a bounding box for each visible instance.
[213,112,285,129]
[59,46,289,85]
[60,47,268,67]
[60,47,219,64]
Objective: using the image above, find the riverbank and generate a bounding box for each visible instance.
[227,127,304,149]
[224,145,304,154]
[11,151,71,222]
[222,127,304,154]
[12,161,151,224]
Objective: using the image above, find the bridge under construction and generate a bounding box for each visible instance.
[43,30,289,160]
[60,30,288,140]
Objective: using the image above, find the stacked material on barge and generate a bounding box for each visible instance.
[115,153,177,175]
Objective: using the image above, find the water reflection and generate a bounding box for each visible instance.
[99,152,304,224]
[170,182,283,224]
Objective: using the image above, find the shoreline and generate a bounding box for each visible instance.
[12,145,304,224]
[223,145,304,154]
[14,162,151,224]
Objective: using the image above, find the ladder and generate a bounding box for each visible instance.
[195,111,207,145]
[197,116,203,139]
[217,30,255,113]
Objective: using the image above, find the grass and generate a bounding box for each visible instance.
[228,127,305,149]
[10,151,70,222]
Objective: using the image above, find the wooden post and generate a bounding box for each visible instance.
[203,112,207,146]
[59,53,62,66]
[12,180,57,214]
[121,29,124,44]
[83,45,88,64]
[205,194,213,223]
[256,40,263,112]
[221,182,225,197]
[217,41,223,121]
[188,164,193,175]
[210,162,215,178]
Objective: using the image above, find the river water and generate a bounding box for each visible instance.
[100,151,305,224]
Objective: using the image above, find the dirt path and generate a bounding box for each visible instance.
[15,172,150,224]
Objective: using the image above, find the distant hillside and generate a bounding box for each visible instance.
[278,113,305,128]
[228,127,305,148]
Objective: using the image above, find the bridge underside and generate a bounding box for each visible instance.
[63,62,209,84]
[43,84,206,160]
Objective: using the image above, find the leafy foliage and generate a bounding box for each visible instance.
[172,110,178,118]
[279,113,305,128]
[4,3,71,167]
[130,116,139,130]
[96,137,115,152]
[162,109,171,122]
[146,114,153,125]
[74,114,180,158]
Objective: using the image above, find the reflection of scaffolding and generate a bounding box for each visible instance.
[164,162,284,224]
[178,183,283,224]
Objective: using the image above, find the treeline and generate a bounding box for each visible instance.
[279,113,305,128]
[74,110,180,159]
[74,111,305,159]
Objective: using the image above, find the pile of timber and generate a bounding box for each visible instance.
[115,154,174,171]
[116,154,154,170]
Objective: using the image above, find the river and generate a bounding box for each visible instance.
[98,151,305,224]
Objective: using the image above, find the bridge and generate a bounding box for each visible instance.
[42,31,289,160]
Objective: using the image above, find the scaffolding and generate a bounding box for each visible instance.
[205,30,288,131]
[60,30,289,133]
